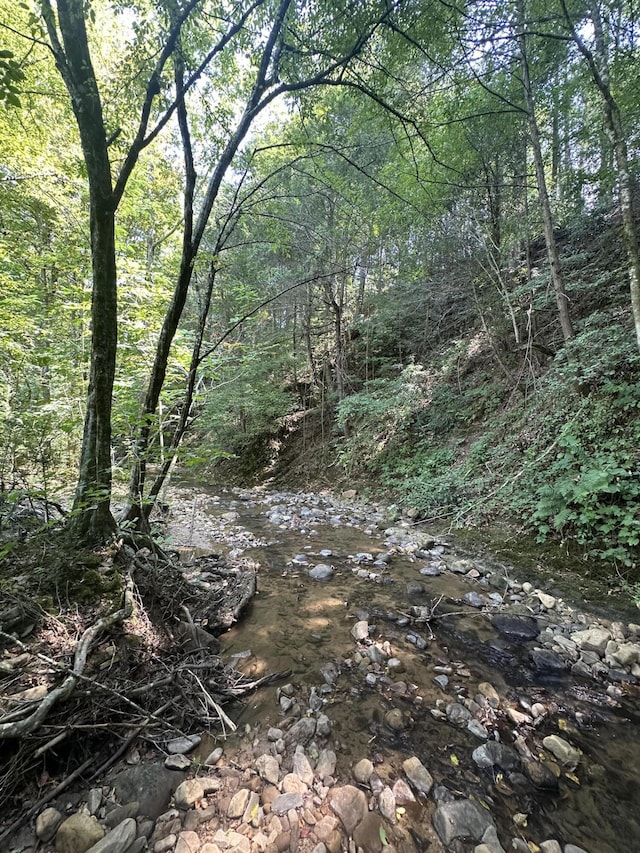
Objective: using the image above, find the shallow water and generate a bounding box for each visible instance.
[168,485,640,853]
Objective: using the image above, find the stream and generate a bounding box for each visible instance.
[165,483,640,853]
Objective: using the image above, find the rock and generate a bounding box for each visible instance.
[284,717,317,745]
[445,703,471,726]
[434,674,449,690]
[351,620,370,641]
[531,648,567,672]
[521,758,559,790]
[467,720,489,739]
[84,819,137,853]
[293,749,315,786]
[542,735,581,769]
[564,846,589,853]
[316,714,332,737]
[352,758,374,785]
[463,591,486,608]
[166,735,201,754]
[472,742,520,771]
[315,749,337,779]
[309,564,334,580]
[104,802,138,828]
[402,756,433,795]
[491,614,539,641]
[613,642,640,667]
[407,581,425,598]
[165,753,191,771]
[383,708,405,731]
[114,764,179,819]
[571,628,611,655]
[282,772,308,794]
[477,682,500,706]
[86,789,102,816]
[55,813,105,853]
[175,778,205,810]
[539,841,562,853]
[378,787,396,822]
[204,747,223,766]
[537,591,557,609]
[155,836,177,853]
[256,753,281,785]
[271,792,303,814]
[329,785,368,835]
[433,798,494,845]
[228,788,251,818]
[392,779,416,804]
[36,807,63,842]
[353,812,386,853]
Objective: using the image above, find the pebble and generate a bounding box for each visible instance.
[352,758,374,785]
[542,735,581,769]
[166,735,201,755]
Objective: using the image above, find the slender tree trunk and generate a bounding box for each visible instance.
[42,0,117,539]
[517,8,574,342]
[562,0,640,352]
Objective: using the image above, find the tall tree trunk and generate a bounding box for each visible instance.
[42,0,117,540]
[562,0,640,352]
[517,4,574,342]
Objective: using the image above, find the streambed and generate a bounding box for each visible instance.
[164,484,640,853]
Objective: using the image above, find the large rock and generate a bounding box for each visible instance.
[402,756,434,796]
[114,763,179,819]
[491,614,539,641]
[353,812,386,853]
[433,798,494,845]
[571,628,611,655]
[329,785,368,835]
[84,819,137,853]
[55,813,104,853]
[36,807,63,842]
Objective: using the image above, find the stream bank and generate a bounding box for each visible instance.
[13,484,640,853]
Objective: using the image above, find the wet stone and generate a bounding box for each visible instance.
[433,798,494,845]
[284,717,317,745]
[531,648,567,673]
[491,614,539,641]
[403,756,433,796]
[329,785,368,835]
[472,742,520,772]
[542,735,581,768]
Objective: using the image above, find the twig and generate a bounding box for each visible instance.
[0,755,94,845]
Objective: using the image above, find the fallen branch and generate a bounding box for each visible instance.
[0,575,134,739]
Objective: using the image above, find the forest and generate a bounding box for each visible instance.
[1,2,640,851]
[2,0,639,572]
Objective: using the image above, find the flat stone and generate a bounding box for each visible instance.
[329,785,368,835]
[351,620,370,641]
[166,735,201,754]
[378,787,396,822]
[392,779,416,804]
[542,735,581,768]
[353,811,385,853]
[242,791,261,825]
[86,789,102,816]
[228,788,251,818]
[433,798,494,845]
[315,749,337,779]
[491,614,539,641]
[256,753,281,785]
[293,749,315,786]
[55,813,104,853]
[204,747,223,766]
[402,756,433,796]
[284,717,317,745]
[309,564,334,580]
[537,591,557,609]
[175,778,204,809]
[36,807,63,842]
[472,742,520,771]
[104,802,139,828]
[352,758,374,785]
[271,792,303,814]
[571,628,611,655]
[84,819,137,853]
[531,648,567,672]
[114,763,179,819]
[165,753,191,771]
